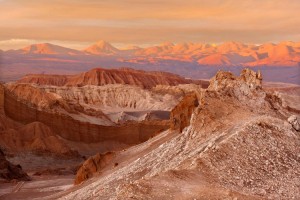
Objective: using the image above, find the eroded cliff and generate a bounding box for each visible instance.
[170,93,199,132]
[3,85,169,145]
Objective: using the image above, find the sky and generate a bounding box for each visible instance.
[0,0,299,50]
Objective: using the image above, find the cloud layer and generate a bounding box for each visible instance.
[0,0,299,50]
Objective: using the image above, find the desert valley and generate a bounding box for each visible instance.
[1,0,300,199]
[0,66,299,199]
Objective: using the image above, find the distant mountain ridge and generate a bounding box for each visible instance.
[17,67,208,88]
[3,41,300,67]
[83,40,120,55]
[20,43,83,55]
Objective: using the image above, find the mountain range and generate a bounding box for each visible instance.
[1,41,300,84]
[3,40,300,66]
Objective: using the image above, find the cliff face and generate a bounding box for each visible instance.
[74,152,115,185]
[3,89,169,144]
[17,68,206,89]
[170,93,199,132]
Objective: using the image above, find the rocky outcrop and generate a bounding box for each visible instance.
[208,68,267,109]
[170,93,199,132]
[0,149,30,181]
[240,68,262,88]
[18,68,204,89]
[208,68,262,92]
[288,115,300,131]
[74,152,115,185]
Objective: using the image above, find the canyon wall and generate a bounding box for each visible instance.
[3,89,169,144]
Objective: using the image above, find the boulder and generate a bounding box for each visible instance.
[288,115,300,131]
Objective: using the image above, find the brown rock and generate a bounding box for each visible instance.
[208,68,262,92]
[170,93,199,132]
[74,152,115,185]
[288,115,300,131]
[0,149,30,181]
[208,68,267,109]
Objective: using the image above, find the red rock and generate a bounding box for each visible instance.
[74,152,115,185]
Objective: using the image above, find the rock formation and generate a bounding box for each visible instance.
[170,93,199,132]
[2,79,176,147]
[0,149,30,182]
[18,68,205,89]
[288,115,300,131]
[74,152,115,185]
[3,89,169,144]
[208,68,267,109]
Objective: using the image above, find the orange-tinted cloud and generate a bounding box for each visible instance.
[0,0,299,50]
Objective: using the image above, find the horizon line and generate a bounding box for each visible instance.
[1,39,300,51]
